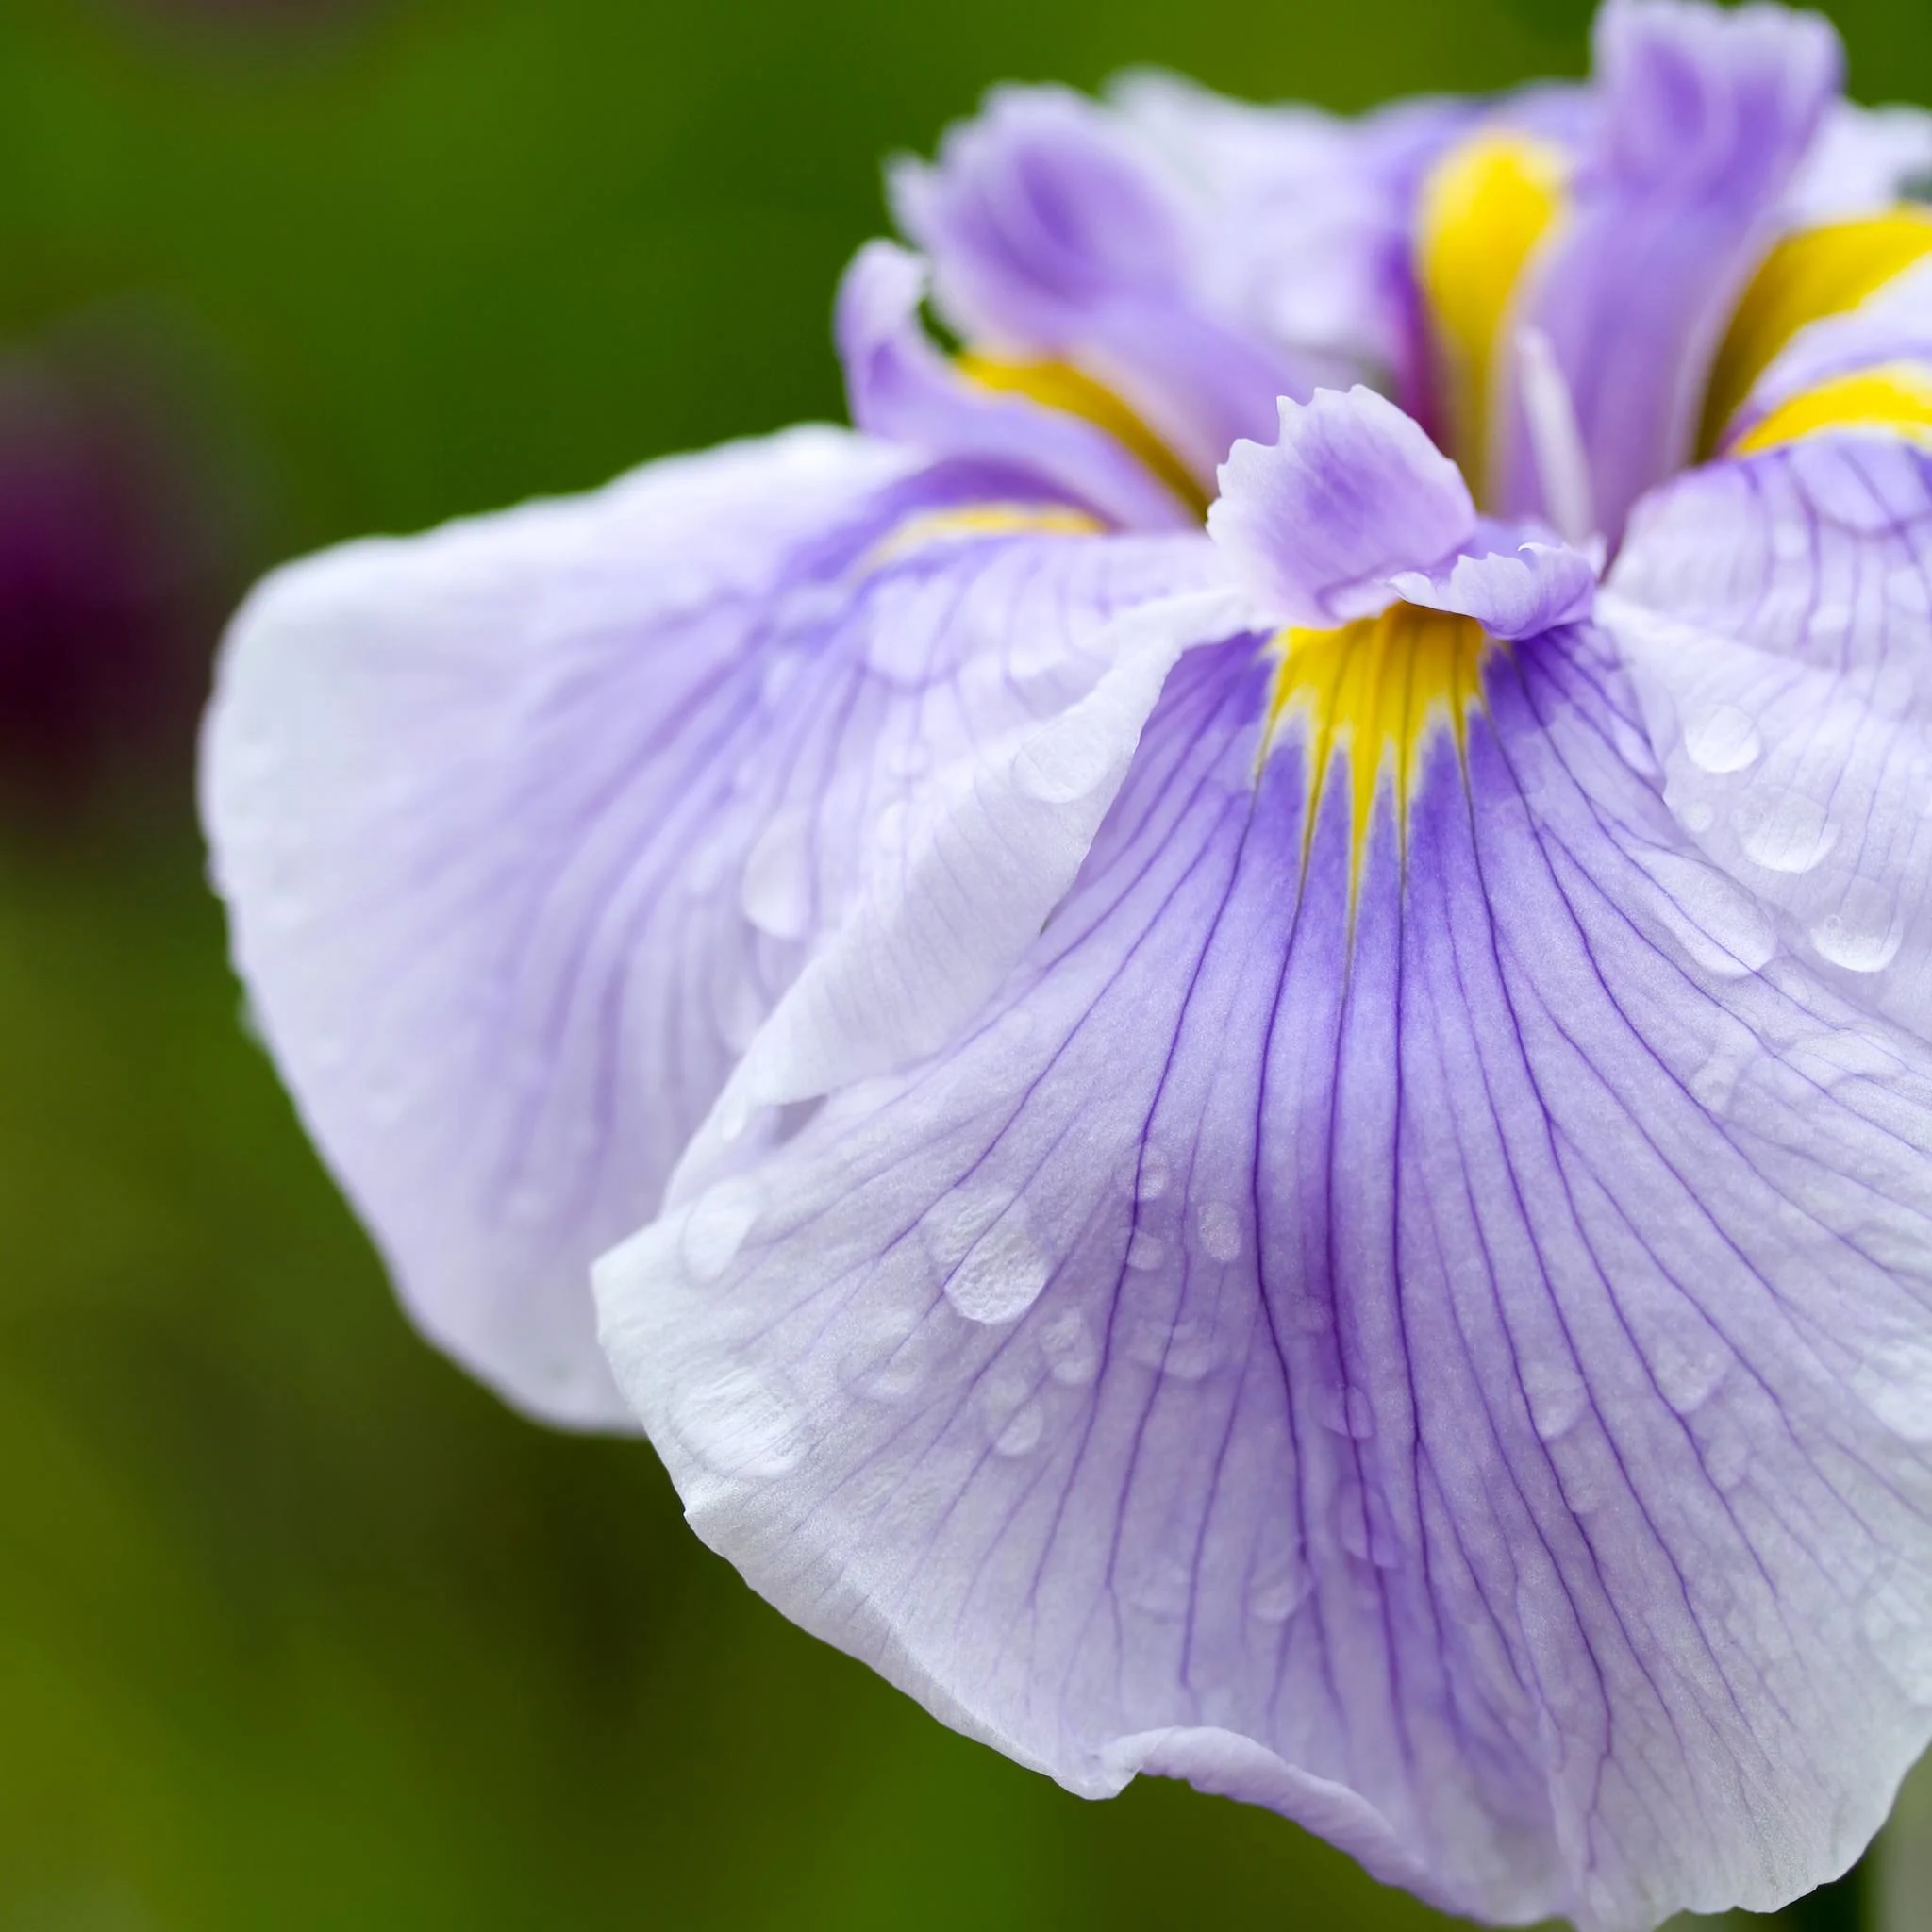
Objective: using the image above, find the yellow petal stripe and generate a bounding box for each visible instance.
[1414,131,1567,505]
[1264,604,1490,914]
[1699,207,1932,455]
[954,352,1211,518]
[1730,361,1932,458]
[864,501,1105,570]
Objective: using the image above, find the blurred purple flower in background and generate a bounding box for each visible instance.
[203,0,1932,1924]
[0,324,238,829]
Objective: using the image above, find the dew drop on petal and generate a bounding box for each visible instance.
[1125,1229,1167,1272]
[1736,788,1837,874]
[993,1400,1045,1458]
[926,1186,1052,1324]
[1195,1199,1242,1263]
[1127,1317,1222,1382]
[1856,1337,1932,1442]
[741,808,814,941]
[1811,879,1904,973]
[1521,1358,1588,1442]
[1641,851,1776,976]
[1247,1555,1312,1624]
[679,1177,767,1282]
[1040,1307,1101,1387]
[672,1362,807,1480]
[1648,1326,1730,1416]
[1684,704,1762,774]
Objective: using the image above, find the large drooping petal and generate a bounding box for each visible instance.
[1503,0,1841,536]
[891,85,1325,486]
[203,424,1218,1425]
[1605,429,1932,1043]
[601,599,1932,1929]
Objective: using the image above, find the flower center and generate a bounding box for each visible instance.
[1264,603,1490,905]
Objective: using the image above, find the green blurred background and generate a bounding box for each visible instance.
[0,0,1926,1925]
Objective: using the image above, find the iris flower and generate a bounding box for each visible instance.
[204,2,1932,1924]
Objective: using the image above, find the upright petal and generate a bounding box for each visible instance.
[892,86,1323,486]
[1503,0,1841,536]
[603,607,1932,1929]
[1111,75,1477,407]
[1606,430,1932,1043]
[204,424,1214,1424]
[837,241,1201,530]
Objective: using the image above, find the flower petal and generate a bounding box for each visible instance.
[1606,433,1932,1039]
[204,425,1212,1424]
[892,85,1320,485]
[1505,0,1841,537]
[1109,74,1477,403]
[602,614,1932,1928]
[1208,386,1597,638]
[837,241,1198,531]
[1209,386,1475,625]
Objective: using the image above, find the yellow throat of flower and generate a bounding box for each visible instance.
[1415,131,1568,505]
[1699,207,1932,455]
[1264,604,1491,911]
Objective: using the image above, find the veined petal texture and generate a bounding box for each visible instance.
[602,608,1932,1928]
[1607,434,1932,1040]
[203,424,1215,1424]
[1505,0,1841,535]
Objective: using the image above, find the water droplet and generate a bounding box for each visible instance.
[1040,1308,1100,1387]
[1126,1318,1222,1382]
[1857,1337,1932,1442]
[1811,879,1903,974]
[993,1400,1044,1458]
[1195,1200,1242,1264]
[1134,1146,1171,1203]
[1735,788,1837,874]
[1641,851,1775,976]
[672,1362,807,1479]
[925,1185,1051,1324]
[1126,1554,1194,1620]
[1521,1359,1588,1441]
[1647,1327,1730,1415]
[740,809,814,941]
[680,1177,766,1282]
[1684,704,1761,774]
[1246,1556,1312,1624]
[1689,1019,1758,1115]
[1125,1229,1166,1272]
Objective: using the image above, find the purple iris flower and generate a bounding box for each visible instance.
[204,1,1932,1924]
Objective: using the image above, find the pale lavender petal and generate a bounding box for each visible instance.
[1607,433,1932,1042]
[891,85,1320,483]
[1388,525,1601,640]
[204,425,1212,1424]
[1784,100,1932,225]
[1208,386,1475,626]
[1505,0,1842,537]
[602,611,1932,1930]
[837,241,1196,532]
[1728,256,1932,434]
[1108,75,1478,405]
